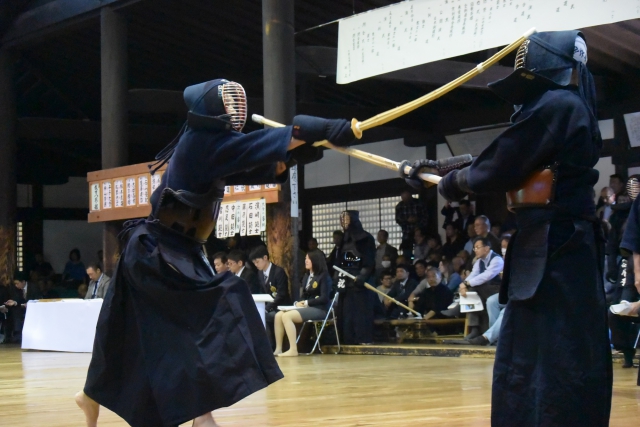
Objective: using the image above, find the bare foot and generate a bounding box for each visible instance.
[273,349,282,356]
[277,349,298,357]
[193,412,219,427]
[75,391,99,427]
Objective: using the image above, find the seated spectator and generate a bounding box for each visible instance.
[385,264,418,318]
[375,230,398,277]
[37,278,60,299]
[456,250,473,273]
[473,216,502,254]
[610,173,626,199]
[308,238,326,258]
[426,235,442,258]
[0,280,11,343]
[463,223,477,255]
[465,293,505,346]
[442,223,466,261]
[227,250,261,294]
[441,200,475,238]
[396,190,427,258]
[62,248,86,287]
[442,237,503,339]
[380,255,394,277]
[500,235,511,259]
[440,258,463,292]
[491,223,503,239]
[85,263,111,300]
[426,250,442,268]
[273,250,331,357]
[461,239,508,346]
[451,256,466,276]
[78,283,88,299]
[376,270,395,302]
[414,259,428,283]
[458,237,503,339]
[212,252,229,274]
[596,187,615,222]
[31,253,54,278]
[413,228,429,263]
[250,246,291,317]
[326,230,343,272]
[408,267,454,319]
[3,272,42,343]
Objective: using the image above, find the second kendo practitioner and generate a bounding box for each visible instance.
[74,79,356,427]
[611,177,640,374]
[407,31,611,426]
[335,210,377,344]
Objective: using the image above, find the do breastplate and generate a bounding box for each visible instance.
[339,240,363,270]
[154,180,225,243]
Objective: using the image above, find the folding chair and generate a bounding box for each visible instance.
[296,292,341,355]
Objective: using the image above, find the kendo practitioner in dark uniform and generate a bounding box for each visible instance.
[406,31,612,426]
[334,210,377,344]
[605,181,634,303]
[74,78,356,427]
[610,177,640,373]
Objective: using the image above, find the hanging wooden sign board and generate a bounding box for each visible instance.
[87,162,281,223]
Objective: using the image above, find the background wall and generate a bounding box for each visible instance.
[43,220,102,274]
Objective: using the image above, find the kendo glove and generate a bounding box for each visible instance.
[292,115,355,147]
[354,277,366,289]
[438,169,470,202]
[400,155,473,189]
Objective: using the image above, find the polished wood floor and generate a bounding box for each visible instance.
[1,345,640,426]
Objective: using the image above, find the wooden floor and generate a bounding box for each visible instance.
[1,345,640,426]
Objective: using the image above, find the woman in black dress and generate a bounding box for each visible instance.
[273,250,331,357]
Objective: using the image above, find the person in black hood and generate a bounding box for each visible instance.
[605,185,634,301]
[406,31,611,427]
[75,78,356,427]
[334,210,377,344]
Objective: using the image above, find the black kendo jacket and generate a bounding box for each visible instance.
[336,211,376,287]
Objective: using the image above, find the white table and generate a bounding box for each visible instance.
[22,299,103,353]
[22,295,275,353]
[252,294,274,326]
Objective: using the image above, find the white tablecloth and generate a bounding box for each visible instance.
[22,294,275,353]
[22,299,103,353]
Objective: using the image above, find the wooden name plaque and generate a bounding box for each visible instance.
[87,162,281,223]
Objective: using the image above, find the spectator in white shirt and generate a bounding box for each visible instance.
[443,236,503,340]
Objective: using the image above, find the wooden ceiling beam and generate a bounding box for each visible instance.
[3,0,143,48]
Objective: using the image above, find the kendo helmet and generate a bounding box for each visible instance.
[488,30,588,105]
[183,79,247,131]
[627,175,640,201]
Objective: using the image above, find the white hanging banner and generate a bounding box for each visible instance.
[235,201,242,234]
[337,0,640,84]
[259,199,267,232]
[216,214,223,239]
[246,201,256,236]
[229,203,237,236]
[290,166,299,217]
[241,202,248,236]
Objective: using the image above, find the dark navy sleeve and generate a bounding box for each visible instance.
[225,164,289,186]
[621,196,640,254]
[461,91,585,194]
[167,126,292,194]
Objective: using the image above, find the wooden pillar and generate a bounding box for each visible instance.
[101,7,128,276]
[0,49,17,285]
[262,0,299,299]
